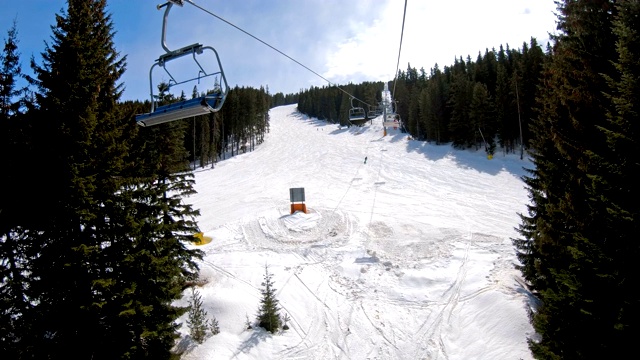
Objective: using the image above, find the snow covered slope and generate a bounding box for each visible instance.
[177,104,535,360]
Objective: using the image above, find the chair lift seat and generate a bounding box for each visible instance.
[135,93,223,127]
[349,107,366,122]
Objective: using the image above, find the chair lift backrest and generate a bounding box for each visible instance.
[368,105,380,118]
[348,97,367,122]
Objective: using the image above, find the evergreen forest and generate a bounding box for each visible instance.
[297,38,546,158]
[1,0,638,359]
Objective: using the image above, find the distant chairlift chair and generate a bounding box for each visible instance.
[135,0,229,127]
[349,97,366,123]
[349,107,366,121]
[367,105,382,119]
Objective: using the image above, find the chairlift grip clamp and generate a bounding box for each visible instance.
[157,0,184,10]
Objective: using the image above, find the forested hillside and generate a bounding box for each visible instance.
[297,39,545,159]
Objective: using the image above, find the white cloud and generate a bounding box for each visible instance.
[324,0,557,85]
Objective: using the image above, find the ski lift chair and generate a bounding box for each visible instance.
[348,97,366,122]
[135,0,229,127]
[349,107,366,121]
[367,105,378,119]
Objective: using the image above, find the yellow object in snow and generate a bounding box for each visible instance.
[193,232,213,245]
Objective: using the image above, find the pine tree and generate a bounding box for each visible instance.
[596,0,640,354]
[421,64,448,144]
[257,265,282,333]
[447,72,474,148]
[0,20,32,359]
[21,1,134,357]
[514,1,628,358]
[0,20,26,120]
[495,62,513,151]
[209,316,220,335]
[187,288,210,343]
[13,1,202,358]
[122,115,203,357]
[407,86,421,139]
[210,111,222,165]
[338,91,350,126]
[469,82,496,153]
[199,113,211,168]
[0,19,30,225]
[519,38,545,148]
[224,87,240,155]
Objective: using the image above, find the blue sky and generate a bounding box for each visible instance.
[1,0,558,102]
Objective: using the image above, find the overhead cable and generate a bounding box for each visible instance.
[392,0,408,100]
[184,0,372,107]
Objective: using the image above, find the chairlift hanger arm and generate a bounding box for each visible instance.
[157,0,188,54]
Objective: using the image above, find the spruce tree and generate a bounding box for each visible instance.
[121,114,202,357]
[0,20,32,359]
[20,0,144,357]
[0,19,29,224]
[187,288,209,343]
[447,72,474,148]
[14,1,202,358]
[519,38,545,148]
[421,65,448,144]
[597,0,640,354]
[407,86,422,139]
[257,265,282,333]
[469,82,496,153]
[338,91,350,126]
[513,1,631,358]
[24,0,124,356]
[0,20,25,120]
[495,62,514,151]
[199,113,211,168]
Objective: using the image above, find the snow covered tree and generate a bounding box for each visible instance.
[257,265,282,333]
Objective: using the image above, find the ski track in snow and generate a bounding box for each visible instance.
[179,104,535,360]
